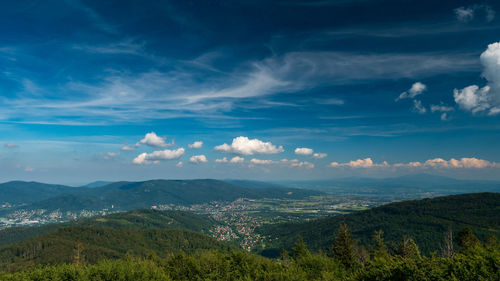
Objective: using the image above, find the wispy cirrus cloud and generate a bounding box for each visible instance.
[0,46,480,125]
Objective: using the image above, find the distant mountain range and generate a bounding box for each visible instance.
[277,174,500,196]
[257,192,500,257]
[79,181,114,188]
[0,179,323,214]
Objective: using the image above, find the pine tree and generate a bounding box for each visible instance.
[457,227,479,251]
[371,229,388,258]
[396,236,421,259]
[291,236,311,259]
[332,224,358,268]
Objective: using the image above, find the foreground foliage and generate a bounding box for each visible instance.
[0,226,498,281]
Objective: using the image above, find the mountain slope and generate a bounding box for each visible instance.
[80,181,113,188]
[0,209,217,247]
[12,179,323,213]
[0,226,233,271]
[0,181,79,205]
[257,192,500,256]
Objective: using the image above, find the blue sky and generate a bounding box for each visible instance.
[1,0,500,184]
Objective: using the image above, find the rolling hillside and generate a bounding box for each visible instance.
[0,209,217,247]
[0,181,79,205]
[0,226,233,271]
[257,192,500,256]
[1,179,323,214]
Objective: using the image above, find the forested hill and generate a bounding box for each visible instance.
[1,179,323,214]
[0,209,217,247]
[0,181,79,205]
[0,226,233,271]
[257,192,500,256]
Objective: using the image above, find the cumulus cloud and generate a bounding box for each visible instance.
[413,100,427,114]
[281,159,314,169]
[230,156,245,163]
[454,85,491,113]
[214,136,284,155]
[250,158,276,165]
[176,161,183,167]
[313,152,327,159]
[120,144,135,151]
[396,82,427,101]
[189,155,208,164]
[329,157,498,169]
[215,157,228,163]
[133,147,185,165]
[104,152,119,160]
[430,105,454,113]
[454,42,500,115]
[394,157,498,169]
[136,132,173,148]
[454,5,495,22]
[329,158,389,168]
[188,141,203,149]
[295,147,314,155]
[4,143,18,148]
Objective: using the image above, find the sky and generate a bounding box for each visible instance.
[1,0,500,184]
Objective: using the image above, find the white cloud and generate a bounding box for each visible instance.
[396,82,427,101]
[454,42,500,115]
[250,158,276,165]
[189,155,208,164]
[215,157,228,163]
[489,107,500,116]
[120,144,135,151]
[328,157,499,169]
[430,105,454,113]
[281,159,314,169]
[188,141,203,149]
[454,85,491,113]
[295,147,314,155]
[454,7,475,22]
[4,143,18,148]
[313,152,327,159]
[413,100,427,114]
[133,147,185,165]
[395,157,498,169]
[176,161,183,167]
[136,132,172,148]
[230,156,245,163]
[24,166,34,172]
[214,136,284,155]
[104,152,119,160]
[454,5,495,22]
[430,104,454,120]
[2,49,478,126]
[329,158,389,168]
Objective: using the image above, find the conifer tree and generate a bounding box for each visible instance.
[371,229,388,258]
[332,224,358,268]
[457,227,479,251]
[291,236,311,259]
[396,236,421,259]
